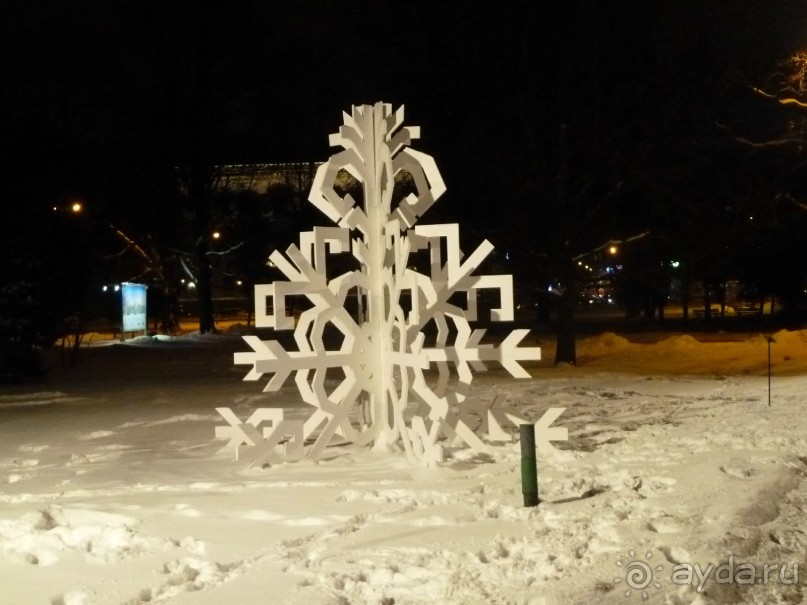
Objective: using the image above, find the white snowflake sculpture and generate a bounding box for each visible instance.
[231,102,542,465]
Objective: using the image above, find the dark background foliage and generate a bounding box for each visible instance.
[3,0,807,378]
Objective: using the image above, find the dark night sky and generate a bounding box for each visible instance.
[2,0,807,229]
[4,0,807,374]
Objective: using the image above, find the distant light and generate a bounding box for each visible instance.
[52,206,58,211]
[113,284,120,292]
[212,231,221,240]
[547,286,553,292]
[577,261,583,266]
[102,285,108,292]
[608,245,618,255]
[71,201,83,213]
[671,260,680,268]
[748,216,754,221]
[236,280,243,286]
[188,282,196,289]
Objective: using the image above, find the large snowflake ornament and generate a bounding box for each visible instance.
[232,102,541,465]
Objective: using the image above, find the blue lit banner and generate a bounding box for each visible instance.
[121,283,147,332]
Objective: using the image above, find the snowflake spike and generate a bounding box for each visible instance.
[497,329,542,378]
[234,335,274,379]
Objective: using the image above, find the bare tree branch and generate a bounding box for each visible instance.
[774,191,807,212]
[206,240,245,258]
[715,122,807,148]
[572,231,650,261]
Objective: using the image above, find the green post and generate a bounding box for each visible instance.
[520,423,539,506]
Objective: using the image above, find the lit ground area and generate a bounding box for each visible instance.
[2,325,804,604]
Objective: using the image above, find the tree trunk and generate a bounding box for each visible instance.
[189,163,215,334]
[554,285,577,365]
[196,239,214,333]
[681,262,690,323]
[703,283,712,324]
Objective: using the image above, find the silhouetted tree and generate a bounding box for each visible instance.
[126,0,270,333]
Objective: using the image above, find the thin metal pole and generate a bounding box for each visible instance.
[766,336,775,407]
[768,340,771,407]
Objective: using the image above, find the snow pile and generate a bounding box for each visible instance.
[771,328,807,348]
[0,506,183,566]
[654,334,701,351]
[578,331,632,355]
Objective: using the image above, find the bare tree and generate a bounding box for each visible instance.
[137,0,267,333]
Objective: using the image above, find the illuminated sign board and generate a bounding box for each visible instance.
[121,283,147,332]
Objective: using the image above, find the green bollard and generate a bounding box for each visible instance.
[520,423,539,507]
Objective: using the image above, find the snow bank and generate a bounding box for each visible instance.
[578,331,632,354]
[654,334,702,351]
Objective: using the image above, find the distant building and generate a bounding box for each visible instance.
[208,162,413,197]
[212,162,321,195]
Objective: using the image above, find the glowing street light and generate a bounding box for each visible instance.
[212,231,221,240]
[608,245,618,255]
[71,201,83,213]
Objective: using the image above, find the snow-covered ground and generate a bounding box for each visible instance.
[0,328,805,604]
